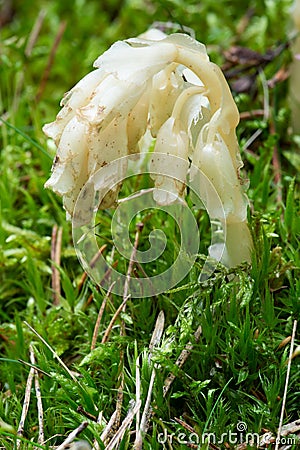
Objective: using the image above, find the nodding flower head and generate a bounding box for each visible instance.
[44,29,252,267]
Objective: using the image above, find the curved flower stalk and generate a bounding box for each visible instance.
[289,0,300,133]
[44,30,252,267]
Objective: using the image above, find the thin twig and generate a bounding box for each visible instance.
[105,401,141,450]
[0,0,13,27]
[77,406,97,422]
[135,356,141,445]
[12,9,46,113]
[100,296,129,344]
[239,109,265,120]
[55,421,88,450]
[29,346,44,447]
[163,325,202,397]
[24,321,78,383]
[51,225,63,305]
[242,68,270,152]
[115,369,125,429]
[174,417,196,434]
[18,359,50,377]
[259,69,270,121]
[36,20,67,102]
[100,411,117,443]
[120,223,143,332]
[271,118,283,204]
[235,8,255,38]
[139,370,156,438]
[242,128,263,151]
[97,248,118,292]
[16,351,35,449]
[280,418,300,435]
[123,222,143,301]
[134,311,165,449]
[92,411,104,450]
[91,282,115,350]
[275,320,298,450]
[112,223,143,436]
[101,224,143,444]
[134,261,157,298]
[25,9,47,57]
[264,62,283,205]
[134,371,154,449]
[78,244,107,292]
[148,310,165,361]
[98,363,125,444]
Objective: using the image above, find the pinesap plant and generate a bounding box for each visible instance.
[44,29,253,296]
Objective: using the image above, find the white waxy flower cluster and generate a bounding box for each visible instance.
[44,29,252,267]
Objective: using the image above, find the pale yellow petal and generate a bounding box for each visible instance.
[149,64,185,137]
[127,88,150,154]
[93,40,178,83]
[209,221,252,266]
[43,68,106,144]
[151,117,189,204]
